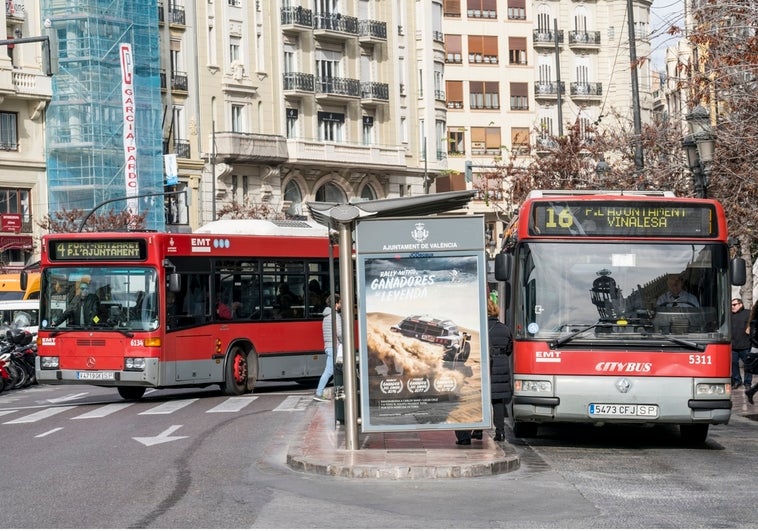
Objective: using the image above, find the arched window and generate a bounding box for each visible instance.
[315,182,346,203]
[284,180,304,218]
[359,184,376,201]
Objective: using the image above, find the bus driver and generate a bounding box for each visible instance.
[656,275,699,308]
[52,280,101,326]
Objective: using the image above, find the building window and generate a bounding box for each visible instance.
[511,127,531,156]
[468,35,498,64]
[445,34,462,63]
[317,111,344,142]
[0,112,18,151]
[284,180,304,219]
[471,126,501,156]
[509,37,527,65]
[0,188,31,223]
[444,0,461,17]
[447,129,464,155]
[315,182,346,203]
[286,108,298,139]
[446,80,463,109]
[469,81,499,109]
[509,82,529,110]
[507,0,526,20]
[360,184,377,201]
[467,0,497,18]
[231,104,245,132]
[362,115,374,145]
[230,37,241,64]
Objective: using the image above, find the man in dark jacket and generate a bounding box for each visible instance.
[730,298,752,389]
[456,299,513,445]
[52,281,100,326]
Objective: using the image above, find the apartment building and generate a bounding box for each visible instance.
[0,0,51,271]
[441,0,653,252]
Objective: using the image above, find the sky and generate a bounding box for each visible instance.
[649,0,687,70]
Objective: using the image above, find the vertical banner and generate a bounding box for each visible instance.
[356,216,490,432]
[120,43,138,215]
[164,154,178,185]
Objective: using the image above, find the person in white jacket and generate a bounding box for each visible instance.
[313,294,342,401]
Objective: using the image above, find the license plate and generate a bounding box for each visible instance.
[588,403,659,417]
[77,371,115,381]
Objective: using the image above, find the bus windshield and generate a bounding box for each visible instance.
[41,267,159,332]
[516,242,730,342]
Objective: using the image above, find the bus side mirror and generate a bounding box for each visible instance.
[19,271,27,291]
[168,272,181,292]
[730,257,746,286]
[494,253,510,281]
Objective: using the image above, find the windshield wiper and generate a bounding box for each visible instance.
[651,334,705,352]
[549,321,603,349]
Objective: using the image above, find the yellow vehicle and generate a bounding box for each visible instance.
[0,272,40,300]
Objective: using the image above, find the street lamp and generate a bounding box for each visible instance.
[684,105,715,198]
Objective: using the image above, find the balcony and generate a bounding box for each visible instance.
[359,19,387,43]
[568,31,601,50]
[281,6,314,33]
[313,13,359,41]
[3,70,53,100]
[213,132,288,163]
[283,72,315,94]
[360,82,389,103]
[286,138,406,169]
[158,3,186,26]
[533,30,564,48]
[171,71,188,92]
[570,82,602,100]
[315,76,360,100]
[534,81,565,99]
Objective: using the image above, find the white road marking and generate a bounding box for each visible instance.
[206,396,257,413]
[273,395,310,411]
[3,406,77,424]
[72,403,134,419]
[138,398,198,415]
[36,427,64,438]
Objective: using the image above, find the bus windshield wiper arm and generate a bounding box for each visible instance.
[658,335,705,351]
[549,321,602,349]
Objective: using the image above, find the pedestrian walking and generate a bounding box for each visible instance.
[313,294,341,402]
[730,298,752,390]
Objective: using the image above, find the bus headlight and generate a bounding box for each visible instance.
[124,358,146,371]
[515,379,552,393]
[39,356,59,369]
[695,383,728,397]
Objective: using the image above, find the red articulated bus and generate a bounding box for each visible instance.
[493,190,746,443]
[34,219,338,400]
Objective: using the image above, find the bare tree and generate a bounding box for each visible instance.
[215,198,287,220]
[38,209,147,233]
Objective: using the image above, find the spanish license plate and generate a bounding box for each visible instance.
[588,403,659,417]
[76,371,115,380]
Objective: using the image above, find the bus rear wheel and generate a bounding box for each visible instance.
[223,346,249,396]
[118,386,146,400]
[679,424,709,445]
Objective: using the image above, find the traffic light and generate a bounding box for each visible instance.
[464,160,472,182]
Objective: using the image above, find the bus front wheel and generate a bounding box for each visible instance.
[118,386,146,400]
[223,346,249,396]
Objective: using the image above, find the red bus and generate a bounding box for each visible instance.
[494,190,746,443]
[33,219,337,400]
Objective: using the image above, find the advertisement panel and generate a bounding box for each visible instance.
[356,216,490,432]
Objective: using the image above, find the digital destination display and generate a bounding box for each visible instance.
[49,240,147,261]
[529,201,717,237]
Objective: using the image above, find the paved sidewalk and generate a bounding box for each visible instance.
[286,399,520,479]
[287,387,757,480]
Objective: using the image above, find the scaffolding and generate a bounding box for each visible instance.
[42,0,164,230]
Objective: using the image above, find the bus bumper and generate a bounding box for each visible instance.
[512,375,732,425]
[36,358,160,387]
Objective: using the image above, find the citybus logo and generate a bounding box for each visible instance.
[595,361,652,373]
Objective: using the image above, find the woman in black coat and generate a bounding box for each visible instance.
[456,299,513,444]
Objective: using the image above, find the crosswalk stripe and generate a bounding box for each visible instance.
[0,410,18,417]
[3,406,77,424]
[72,403,134,419]
[138,398,198,415]
[273,395,310,411]
[206,396,258,413]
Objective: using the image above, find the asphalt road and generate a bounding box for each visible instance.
[1,382,756,528]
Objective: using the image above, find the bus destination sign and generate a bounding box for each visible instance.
[529,201,717,238]
[49,240,147,261]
